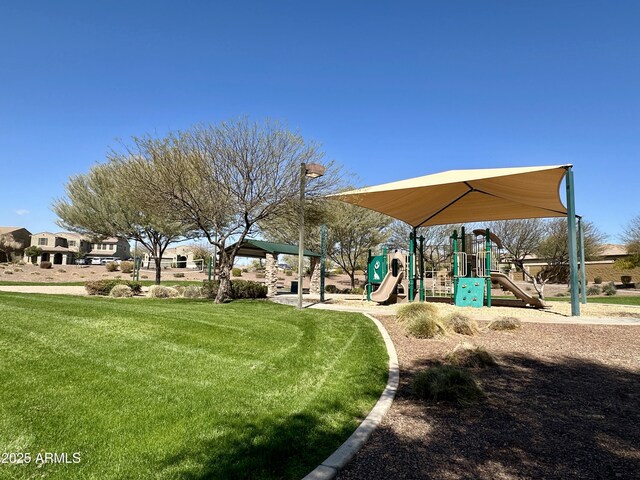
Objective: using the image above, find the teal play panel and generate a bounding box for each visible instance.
[367,255,387,284]
[454,277,486,308]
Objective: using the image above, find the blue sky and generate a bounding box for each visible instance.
[1,1,638,241]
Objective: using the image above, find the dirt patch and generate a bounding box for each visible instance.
[337,318,640,480]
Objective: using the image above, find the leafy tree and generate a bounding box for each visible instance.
[0,233,21,263]
[53,161,189,284]
[119,118,341,302]
[325,201,391,289]
[24,246,42,261]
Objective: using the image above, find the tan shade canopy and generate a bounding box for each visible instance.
[330,165,570,227]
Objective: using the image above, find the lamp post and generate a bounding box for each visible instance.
[298,162,325,309]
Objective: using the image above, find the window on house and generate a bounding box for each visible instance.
[69,240,76,247]
[38,238,48,246]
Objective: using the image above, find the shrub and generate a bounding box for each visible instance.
[325,284,339,293]
[406,315,447,339]
[255,272,265,279]
[444,313,479,336]
[488,316,522,331]
[148,285,180,298]
[202,280,268,300]
[586,285,601,296]
[602,282,617,296]
[183,285,202,298]
[141,275,148,279]
[446,343,497,368]
[109,284,133,298]
[3,270,12,275]
[232,267,242,277]
[593,276,603,285]
[172,285,186,295]
[621,275,632,285]
[397,302,439,323]
[105,262,118,272]
[58,268,66,273]
[40,261,52,269]
[85,280,142,296]
[412,365,485,406]
[285,269,293,276]
[173,272,185,278]
[351,286,364,295]
[120,261,134,274]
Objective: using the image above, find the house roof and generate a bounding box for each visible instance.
[600,244,628,256]
[224,239,321,258]
[330,165,570,227]
[0,227,29,235]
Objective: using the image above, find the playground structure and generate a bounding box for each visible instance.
[367,227,546,309]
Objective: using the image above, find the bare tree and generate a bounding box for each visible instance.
[0,233,21,263]
[53,161,189,284]
[490,218,604,299]
[617,214,640,269]
[120,119,341,302]
[386,221,460,270]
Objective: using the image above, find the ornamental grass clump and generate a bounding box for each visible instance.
[396,302,439,323]
[183,285,202,298]
[148,285,180,298]
[602,282,617,296]
[405,313,447,339]
[412,365,485,406]
[109,284,134,298]
[120,261,134,274]
[488,316,522,331]
[446,342,497,368]
[443,312,479,336]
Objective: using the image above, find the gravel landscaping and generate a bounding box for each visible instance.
[337,316,640,480]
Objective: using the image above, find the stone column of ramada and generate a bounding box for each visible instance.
[309,260,321,294]
[265,253,278,297]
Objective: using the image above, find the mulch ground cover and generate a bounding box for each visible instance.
[337,317,640,480]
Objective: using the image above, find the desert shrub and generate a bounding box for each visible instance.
[109,284,133,298]
[446,343,497,368]
[232,267,242,277]
[172,285,186,295]
[285,269,293,276]
[602,282,617,296]
[621,275,632,285]
[255,272,265,279]
[148,285,180,298]
[406,315,447,339]
[40,261,52,269]
[85,280,142,296]
[412,365,485,406]
[58,268,66,273]
[593,276,603,284]
[397,302,439,323]
[324,284,339,293]
[444,313,479,336]
[183,285,202,298]
[141,275,148,279]
[120,261,134,274]
[488,316,522,331]
[351,286,365,295]
[173,272,185,278]
[202,280,268,300]
[586,285,601,296]
[105,262,118,272]
[3,271,12,275]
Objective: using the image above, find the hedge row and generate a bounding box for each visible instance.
[85,279,142,296]
[202,280,267,299]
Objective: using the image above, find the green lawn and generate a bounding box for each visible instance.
[0,280,203,287]
[546,295,640,306]
[0,293,387,479]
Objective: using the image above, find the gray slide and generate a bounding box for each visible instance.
[370,270,404,303]
[491,272,546,308]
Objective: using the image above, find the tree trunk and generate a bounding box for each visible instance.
[154,257,162,285]
[215,265,232,303]
[349,271,356,289]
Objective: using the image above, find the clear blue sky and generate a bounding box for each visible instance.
[1,1,638,241]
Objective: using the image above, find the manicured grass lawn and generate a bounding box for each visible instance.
[0,293,387,479]
[546,295,640,306]
[0,280,203,287]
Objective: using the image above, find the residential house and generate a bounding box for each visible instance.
[86,237,131,261]
[142,245,202,269]
[25,232,130,265]
[0,227,32,262]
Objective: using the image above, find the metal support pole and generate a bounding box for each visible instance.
[566,167,580,316]
[451,230,458,300]
[320,224,326,303]
[367,249,372,301]
[485,228,492,307]
[297,163,306,310]
[419,235,425,301]
[208,256,212,281]
[578,217,587,304]
[409,229,415,302]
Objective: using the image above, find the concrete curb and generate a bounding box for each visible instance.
[302,313,399,480]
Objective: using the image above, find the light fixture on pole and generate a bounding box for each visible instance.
[298,162,326,310]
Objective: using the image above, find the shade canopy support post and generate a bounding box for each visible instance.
[419,235,425,302]
[578,217,587,305]
[566,167,580,316]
